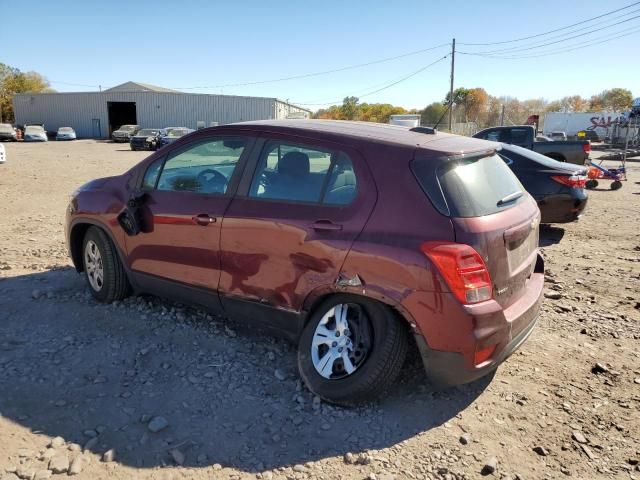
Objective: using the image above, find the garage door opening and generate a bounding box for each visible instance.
[107,102,137,136]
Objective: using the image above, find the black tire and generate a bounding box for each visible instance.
[82,226,130,303]
[610,180,622,190]
[585,179,598,190]
[298,295,408,406]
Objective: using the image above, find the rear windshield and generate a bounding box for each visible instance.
[0,124,13,133]
[58,127,73,133]
[412,153,524,217]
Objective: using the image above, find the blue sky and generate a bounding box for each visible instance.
[1,0,638,109]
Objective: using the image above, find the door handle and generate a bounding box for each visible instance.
[311,220,343,231]
[192,214,216,226]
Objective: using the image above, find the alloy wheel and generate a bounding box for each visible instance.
[84,240,104,292]
[311,303,372,380]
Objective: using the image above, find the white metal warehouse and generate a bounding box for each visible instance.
[12,81,311,138]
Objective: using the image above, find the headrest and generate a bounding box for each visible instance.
[278,151,310,177]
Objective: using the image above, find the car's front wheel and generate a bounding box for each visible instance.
[298,295,408,406]
[82,227,130,303]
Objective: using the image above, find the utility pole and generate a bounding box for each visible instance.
[448,38,455,132]
[500,104,505,126]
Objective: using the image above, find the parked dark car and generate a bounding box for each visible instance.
[112,124,140,143]
[159,127,195,147]
[0,123,18,141]
[66,120,544,405]
[499,144,588,224]
[474,125,590,165]
[130,129,163,151]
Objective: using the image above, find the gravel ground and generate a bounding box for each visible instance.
[0,140,639,480]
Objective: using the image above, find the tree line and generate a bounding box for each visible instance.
[313,87,635,129]
[0,63,53,122]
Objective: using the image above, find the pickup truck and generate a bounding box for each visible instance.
[473,125,590,166]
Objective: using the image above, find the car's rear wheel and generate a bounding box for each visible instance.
[298,295,408,406]
[610,180,622,190]
[82,227,130,303]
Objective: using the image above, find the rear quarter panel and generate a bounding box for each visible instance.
[334,143,455,310]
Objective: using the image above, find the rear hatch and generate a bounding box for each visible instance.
[412,149,540,309]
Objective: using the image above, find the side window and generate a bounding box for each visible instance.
[156,137,247,194]
[510,128,529,145]
[142,157,163,189]
[249,142,357,205]
[483,130,500,142]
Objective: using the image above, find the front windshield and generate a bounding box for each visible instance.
[58,127,73,133]
[25,126,44,134]
[0,124,13,133]
[138,129,158,136]
[120,125,136,132]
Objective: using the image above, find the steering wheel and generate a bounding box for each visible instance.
[197,169,228,193]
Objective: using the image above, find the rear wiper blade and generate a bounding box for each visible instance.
[497,191,524,206]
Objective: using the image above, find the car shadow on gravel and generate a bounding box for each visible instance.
[0,268,489,473]
[539,225,565,246]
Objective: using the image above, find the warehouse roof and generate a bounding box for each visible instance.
[103,81,181,93]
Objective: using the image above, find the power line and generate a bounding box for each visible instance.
[171,43,450,90]
[463,14,640,55]
[458,0,640,45]
[459,24,640,60]
[292,55,449,106]
[465,6,640,52]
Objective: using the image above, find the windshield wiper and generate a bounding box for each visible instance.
[497,191,523,206]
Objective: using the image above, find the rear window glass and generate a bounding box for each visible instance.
[412,153,524,217]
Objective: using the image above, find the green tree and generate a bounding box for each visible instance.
[420,102,448,125]
[600,88,633,111]
[0,64,54,122]
[341,96,360,120]
[359,103,406,123]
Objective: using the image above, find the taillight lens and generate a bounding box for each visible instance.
[420,242,493,304]
[551,175,586,189]
[582,142,591,153]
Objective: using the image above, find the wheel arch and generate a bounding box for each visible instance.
[301,286,417,334]
[69,218,126,273]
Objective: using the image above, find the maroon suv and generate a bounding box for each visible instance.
[66,120,544,405]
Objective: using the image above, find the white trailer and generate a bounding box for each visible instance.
[542,112,623,139]
[389,114,420,128]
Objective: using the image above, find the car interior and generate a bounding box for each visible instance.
[250,145,357,205]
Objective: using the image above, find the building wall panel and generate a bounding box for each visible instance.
[13,92,310,139]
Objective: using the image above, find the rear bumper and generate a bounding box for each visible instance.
[415,311,538,387]
[538,193,588,224]
[405,253,544,388]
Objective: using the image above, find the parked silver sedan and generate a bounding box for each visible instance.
[56,127,77,141]
[24,125,48,142]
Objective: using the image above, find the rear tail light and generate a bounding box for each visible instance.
[582,142,591,153]
[420,242,493,304]
[551,175,586,189]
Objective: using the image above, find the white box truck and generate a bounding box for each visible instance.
[389,114,420,128]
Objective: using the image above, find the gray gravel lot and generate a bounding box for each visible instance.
[0,140,639,480]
